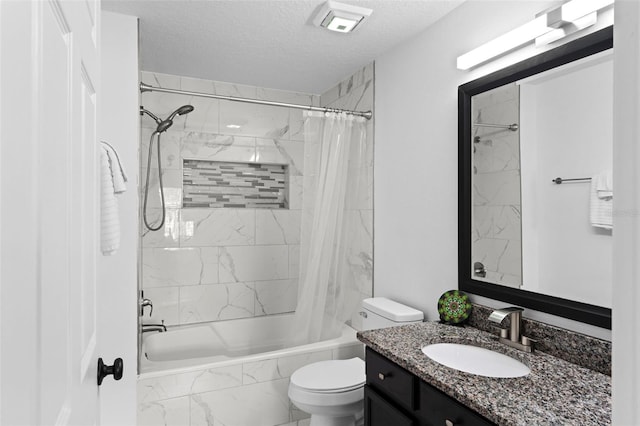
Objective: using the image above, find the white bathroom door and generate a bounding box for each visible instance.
[0,0,109,424]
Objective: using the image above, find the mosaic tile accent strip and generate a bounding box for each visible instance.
[183,159,287,209]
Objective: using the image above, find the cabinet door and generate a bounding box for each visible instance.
[418,381,495,426]
[365,385,416,426]
[366,348,417,410]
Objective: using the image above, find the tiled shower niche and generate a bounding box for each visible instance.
[183,159,288,209]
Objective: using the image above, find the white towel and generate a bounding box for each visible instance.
[595,169,613,199]
[590,170,613,230]
[100,147,120,255]
[101,141,128,193]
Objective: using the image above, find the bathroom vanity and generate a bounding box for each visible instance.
[365,348,493,425]
[358,321,611,426]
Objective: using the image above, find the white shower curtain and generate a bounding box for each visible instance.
[291,111,367,345]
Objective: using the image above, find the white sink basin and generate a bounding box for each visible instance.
[421,343,530,378]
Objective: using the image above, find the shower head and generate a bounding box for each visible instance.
[155,105,195,133]
[167,105,194,121]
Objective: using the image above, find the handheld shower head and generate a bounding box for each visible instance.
[153,105,195,133]
[167,105,194,121]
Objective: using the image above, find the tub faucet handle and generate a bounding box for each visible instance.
[140,298,153,317]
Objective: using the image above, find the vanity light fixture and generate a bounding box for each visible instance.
[456,0,614,70]
[312,0,373,33]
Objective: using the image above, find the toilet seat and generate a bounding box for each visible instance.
[290,358,365,393]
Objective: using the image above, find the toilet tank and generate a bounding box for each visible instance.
[361,297,424,330]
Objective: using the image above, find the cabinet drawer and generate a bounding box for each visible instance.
[366,348,416,410]
[417,381,495,426]
[365,385,416,426]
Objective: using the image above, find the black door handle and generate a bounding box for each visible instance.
[97,357,123,386]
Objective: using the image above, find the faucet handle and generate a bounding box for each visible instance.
[140,298,153,317]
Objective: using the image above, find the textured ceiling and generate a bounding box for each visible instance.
[102,0,464,94]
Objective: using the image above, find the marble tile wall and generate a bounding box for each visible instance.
[471,83,522,288]
[137,342,365,426]
[140,64,375,330]
[320,64,375,330]
[140,71,319,326]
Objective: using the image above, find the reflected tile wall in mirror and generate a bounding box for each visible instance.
[471,82,522,289]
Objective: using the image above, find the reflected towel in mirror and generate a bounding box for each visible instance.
[590,170,612,230]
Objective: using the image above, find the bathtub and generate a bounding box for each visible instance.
[138,314,364,426]
[140,313,360,374]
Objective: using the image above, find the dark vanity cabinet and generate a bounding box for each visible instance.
[364,348,495,426]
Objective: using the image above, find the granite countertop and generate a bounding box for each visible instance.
[357,322,611,426]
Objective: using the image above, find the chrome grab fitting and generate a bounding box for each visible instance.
[488,307,535,353]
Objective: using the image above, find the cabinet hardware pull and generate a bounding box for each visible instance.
[445,420,454,426]
[378,372,386,380]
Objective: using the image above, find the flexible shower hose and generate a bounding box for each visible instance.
[143,131,166,231]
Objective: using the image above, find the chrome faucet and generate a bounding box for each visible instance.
[488,307,535,353]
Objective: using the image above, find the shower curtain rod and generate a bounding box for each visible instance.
[140,82,373,120]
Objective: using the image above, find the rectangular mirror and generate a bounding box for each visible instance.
[459,27,613,329]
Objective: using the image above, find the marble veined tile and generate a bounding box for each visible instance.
[141,208,180,248]
[181,133,256,162]
[219,245,289,283]
[287,175,303,210]
[180,208,255,247]
[137,364,242,403]
[140,128,181,170]
[190,379,291,426]
[179,283,255,323]
[142,247,218,287]
[182,96,220,134]
[242,350,332,385]
[220,101,290,140]
[289,245,300,281]
[141,286,179,326]
[289,109,306,142]
[472,238,522,278]
[473,206,494,240]
[137,396,190,426]
[330,79,373,113]
[254,279,298,316]
[255,139,304,176]
[255,210,301,245]
[473,169,521,206]
[140,168,183,209]
[493,205,522,241]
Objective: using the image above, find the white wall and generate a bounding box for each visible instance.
[612,0,640,423]
[520,54,613,307]
[374,0,612,340]
[98,11,139,425]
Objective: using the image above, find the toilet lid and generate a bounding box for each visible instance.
[290,358,365,392]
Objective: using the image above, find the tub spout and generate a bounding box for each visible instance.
[142,322,167,333]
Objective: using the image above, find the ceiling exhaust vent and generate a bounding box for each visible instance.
[312,0,373,33]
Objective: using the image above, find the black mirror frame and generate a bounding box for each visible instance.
[458,27,613,329]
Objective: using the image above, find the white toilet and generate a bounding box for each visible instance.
[288,297,424,426]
